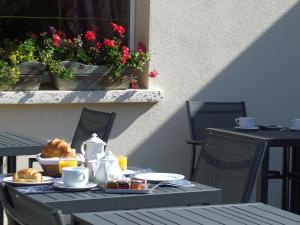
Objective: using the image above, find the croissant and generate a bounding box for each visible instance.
[41,138,76,158]
[13,168,42,183]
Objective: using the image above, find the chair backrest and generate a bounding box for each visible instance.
[186,101,246,142]
[192,130,267,204]
[0,183,65,225]
[71,107,116,152]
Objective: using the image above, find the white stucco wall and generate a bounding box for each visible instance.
[1,0,300,206]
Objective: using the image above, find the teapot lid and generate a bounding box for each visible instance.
[101,150,117,162]
[86,133,106,145]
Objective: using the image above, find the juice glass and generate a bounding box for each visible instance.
[58,157,78,174]
[117,155,127,171]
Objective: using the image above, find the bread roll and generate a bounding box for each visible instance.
[12,168,42,183]
[41,138,75,158]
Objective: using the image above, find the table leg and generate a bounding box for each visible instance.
[257,147,269,203]
[281,146,290,210]
[291,146,300,214]
[7,156,16,173]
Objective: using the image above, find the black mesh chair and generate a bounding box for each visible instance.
[192,129,267,204]
[186,101,247,178]
[0,183,65,225]
[70,107,116,152]
[29,107,116,167]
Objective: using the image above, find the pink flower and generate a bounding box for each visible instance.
[52,33,61,47]
[104,38,115,48]
[149,70,158,78]
[96,42,102,50]
[137,42,146,53]
[130,80,139,89]
[85,31,96,42]
[111,23,125,37]
[121,46,130,64]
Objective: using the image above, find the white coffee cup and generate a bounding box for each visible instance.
[235,117,255,128]
[62,167,89,187]
[291,119,300,129]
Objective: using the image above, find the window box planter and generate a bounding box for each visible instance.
[14,62,49,91]
[52,61,132,91]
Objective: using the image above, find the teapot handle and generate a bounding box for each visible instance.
[81,142,87,155]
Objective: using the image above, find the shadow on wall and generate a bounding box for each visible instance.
[129,1,300,183]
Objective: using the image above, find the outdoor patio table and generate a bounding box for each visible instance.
[0,131,46,173]
[206,128,300,213]
[21,183,221,214]
[71,203,300,225]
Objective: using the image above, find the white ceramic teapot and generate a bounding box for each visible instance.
[81,133,106,164]
[95,150,123,185]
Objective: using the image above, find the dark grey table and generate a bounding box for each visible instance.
[0,132,46,225]
[0,131,46,173]
[71,203,300,225]
[206,128,300,213]
[26,183,221,214]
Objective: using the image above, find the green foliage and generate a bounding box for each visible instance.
[9,39,38,65]
[0,59,19,90]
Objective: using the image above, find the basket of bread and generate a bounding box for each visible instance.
[36,138,84,177]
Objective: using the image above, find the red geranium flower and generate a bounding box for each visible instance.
[111,23,125,37]
[104,38,115,48]
[137,42,146,53]
[52,33,61,47]
[27,32,37,40]
[85,31,96,42]
[149,70,158,78]
[130,80,139,89]
[96,42,102,50]
[121,46,130,64]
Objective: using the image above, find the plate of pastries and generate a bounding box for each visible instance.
[3,168,53,186]
[103,178,157,194]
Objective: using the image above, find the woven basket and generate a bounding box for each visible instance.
[36,154,85,177]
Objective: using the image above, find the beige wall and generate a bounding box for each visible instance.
[1,1,300,204]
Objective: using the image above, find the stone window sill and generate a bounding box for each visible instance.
[0,89,163,104]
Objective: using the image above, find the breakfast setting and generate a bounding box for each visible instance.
[2,133,190,193]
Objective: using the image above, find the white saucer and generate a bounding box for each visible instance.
[133,173,185,182]
[234,126,259,130]
[53,179,97,191]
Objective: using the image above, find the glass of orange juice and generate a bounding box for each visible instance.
[117,155,127,171]
[58,157,78,174]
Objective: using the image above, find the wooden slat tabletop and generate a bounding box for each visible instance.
[0,132,46,156]
[71,203,300,225]
[27,183,221,214]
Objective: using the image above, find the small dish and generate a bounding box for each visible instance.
[133,173,185,182]
[103,183,158,194]
[3,176,54,186]
[234,126,259,131]
[53,179,97,191]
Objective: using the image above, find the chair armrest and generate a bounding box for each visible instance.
[185,140,203,146]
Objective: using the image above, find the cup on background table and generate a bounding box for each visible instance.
[291,119,300,129]
[58,157,77,174]
[117,155,127,171]
[62,167,89,187]
[235,117,256,129]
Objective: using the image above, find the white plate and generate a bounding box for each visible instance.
[122,169,136,176]
[234,126,259,130]
[3,176,54,186]
[133,173,185,182]
[289,127,300,131]
[53,179,97,191]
